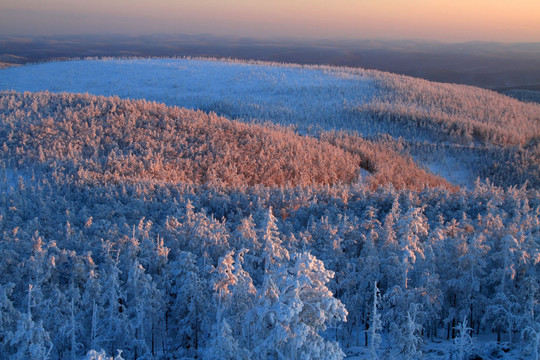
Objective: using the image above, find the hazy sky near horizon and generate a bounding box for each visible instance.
[1,0,539,42]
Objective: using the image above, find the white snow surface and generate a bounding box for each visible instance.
[0,58,375,133]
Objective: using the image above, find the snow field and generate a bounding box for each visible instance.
[0,58,375,134]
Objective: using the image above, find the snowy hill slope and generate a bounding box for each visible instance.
[0,92,538,360]
[0,91,450,190]
[1,58,538,188]
[0,58,374,134]
[0,60,539,360]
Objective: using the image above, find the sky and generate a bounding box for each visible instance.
[0,0,539,42]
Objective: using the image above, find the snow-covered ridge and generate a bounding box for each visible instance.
[1,57,539,188]
[0,58,375,134]
[1,57,537,146]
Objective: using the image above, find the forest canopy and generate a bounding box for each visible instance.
[0,91,450,190]
[0,69,538,359]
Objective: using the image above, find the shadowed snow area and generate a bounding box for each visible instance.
[0,58,375,133]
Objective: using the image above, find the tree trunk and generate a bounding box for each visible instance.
[151,321,155,357]
[365,321,369,347]
[195,302,199,358]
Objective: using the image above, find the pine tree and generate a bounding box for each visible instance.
[230,249,256,351]
[168,251,210,358]
[206,251,250,359]
[126,259,153,358]
[0,283,18,359]
[252,252,347,360]
[58,295,83,360]
[80,254,101,353]
[260,207,289,273]
[522,322,540,360]
[395,207,427,290]
[97,257,131,356]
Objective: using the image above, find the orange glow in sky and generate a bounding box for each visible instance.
[1,0,539,41]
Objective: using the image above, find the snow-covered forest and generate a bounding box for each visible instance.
[0,59,539,359]
[1,58,538,188]
[0,92,450,190]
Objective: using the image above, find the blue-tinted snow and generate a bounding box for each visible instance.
[0,58,375,134]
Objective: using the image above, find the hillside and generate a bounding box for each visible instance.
[0,91,356,187]
[0,91,449,190]
[1,58,538,188]
[0,59,538,360]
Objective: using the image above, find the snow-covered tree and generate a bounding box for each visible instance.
[83,349,124,360]
[522,322,540,360]
[451,317,474,360]
[260,207,289,274]
[395,207,427,290]
[0,283,18,356]
[126,259,153,358]
[252,252,347,360]
[205,251,250,359]
[168,251,210,358]
[58,296,83,360]
[96,256,131,356]
[9,285,53,360]
[369,282,382,360]
[229,249,257,350]
[389,303,423,360]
